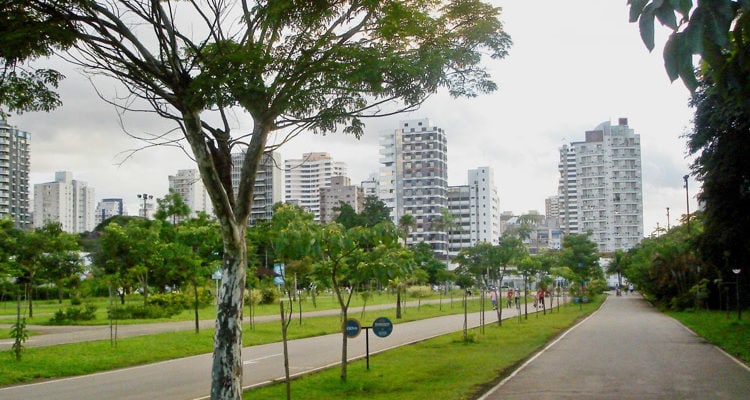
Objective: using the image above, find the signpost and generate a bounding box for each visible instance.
[346,317,393,370]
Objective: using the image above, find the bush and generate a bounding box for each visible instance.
[260,286,279,304]
[108,304,182,320]
[407,285,432,299]
[245,289,262,306]
[50,304,97,324]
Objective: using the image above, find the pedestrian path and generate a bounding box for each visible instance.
[479,294,750,400]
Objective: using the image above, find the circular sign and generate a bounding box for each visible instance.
[344,318,361,338]
[372,317,393,338]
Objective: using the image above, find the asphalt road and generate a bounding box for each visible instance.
[0,299,529,400]
[479,294,750,400]
[0,298,462,350]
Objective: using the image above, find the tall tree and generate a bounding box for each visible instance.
[559,233,601,295]
[629,1,750,299]
[154,190,192,225]
[398,214,416,246]
[30,1,511,397]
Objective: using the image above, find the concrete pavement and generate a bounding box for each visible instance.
[479,293,750,400]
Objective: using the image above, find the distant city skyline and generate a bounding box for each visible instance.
[11,1,698,236]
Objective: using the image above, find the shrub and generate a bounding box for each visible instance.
[407,285,432,299]
[245,289,263,306]
[50,304,97,324]
[260,286,279,304]
[107,304,182,320]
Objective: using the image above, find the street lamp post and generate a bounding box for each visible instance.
[732,268,741,320]
[138,193,153,218]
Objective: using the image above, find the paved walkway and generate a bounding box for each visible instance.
[479,294,750,400]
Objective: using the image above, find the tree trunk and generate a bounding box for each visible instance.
[210,244,247,400]
[396,288,402,319]
[193,280,200,334]
[26,283,33,318]
[340,307,348,381]
[495,278,503,326]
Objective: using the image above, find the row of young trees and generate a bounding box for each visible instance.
[453,227,604,326]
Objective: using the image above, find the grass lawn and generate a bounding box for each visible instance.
[667,309,750,363]
[0,296,490,385]
[243,299,603,400]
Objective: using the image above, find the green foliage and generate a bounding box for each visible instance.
[629,0,750,93]
[623,217,712,310]
[154,190,191,224]
[10,316,28,361]
[0,0,76,116]
[259,286,279,305]
[559,233,601,284]
[50,304,97,324]
[108,304,182,320]
[407,285,432,299]
[147,292,213,310]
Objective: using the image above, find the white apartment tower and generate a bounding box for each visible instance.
[34,171,96,233]
[0,119,31,228]
[231,151,283,225]
[558,145,578,234]
[558,118,644,252]
[448,167,501,256]
[168,169,213,221]
[285,152,346,221]
[380,119,449,257]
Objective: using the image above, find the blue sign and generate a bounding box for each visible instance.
[344,318,361,338]
[273,263,285,285]
[211,269,222,280]
[372,317,393,338]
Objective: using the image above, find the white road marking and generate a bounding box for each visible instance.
[243,353,282,365]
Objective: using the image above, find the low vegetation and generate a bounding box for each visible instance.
[667,310,750,363]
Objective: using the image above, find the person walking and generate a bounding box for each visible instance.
[506,288,513,309]
[490,288,498,310]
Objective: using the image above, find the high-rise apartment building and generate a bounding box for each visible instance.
[447,167,501,256]
[285,152,346,221]
[0,119,31,228]
[34,171,96,233]
[379,119,449,257]
[168,169,213,222]
[319,176,365,224]
[557,118,644,252]
[231,151,283,225]
[95,198,125,226]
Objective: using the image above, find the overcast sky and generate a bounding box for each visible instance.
[11,0,698,235]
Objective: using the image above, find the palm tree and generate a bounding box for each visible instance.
[398,214,416,247]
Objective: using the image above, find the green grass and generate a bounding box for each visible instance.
[0,296,486,385]
[667,309,750,363]
[243,300,602,400]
